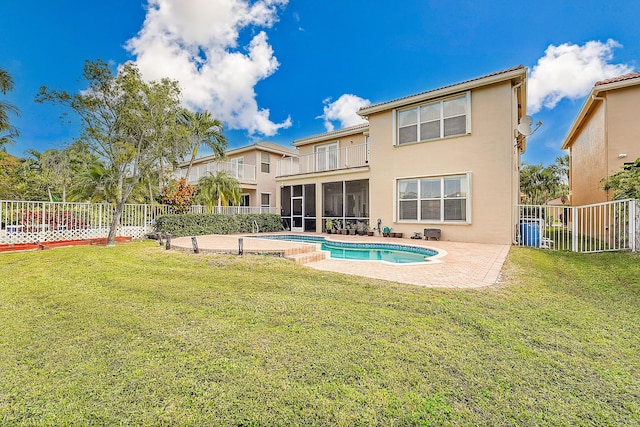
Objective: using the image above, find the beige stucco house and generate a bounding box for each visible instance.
[276,66,528,244]
[561,72,640,206]
[175,142,298,212]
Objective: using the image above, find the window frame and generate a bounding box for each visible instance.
[261,192,271,208]
[314,142,339,171]
[395,173,471,224]
[396,92,471,145]
[260,151,270,173]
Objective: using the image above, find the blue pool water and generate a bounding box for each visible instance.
[255,235,437,264]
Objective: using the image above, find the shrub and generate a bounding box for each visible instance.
[154,213,282,237]
[160,179,197,214]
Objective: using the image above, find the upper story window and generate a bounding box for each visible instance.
[261,152,270,173]
[397,92,470,145]
[315,142,338,171]
[230,157,244,179]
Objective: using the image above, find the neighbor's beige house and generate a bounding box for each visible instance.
[175,142,298,212]
[561,72,640,206]
[276,66,528,244]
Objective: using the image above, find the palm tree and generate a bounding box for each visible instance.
[180,110,228,182]
[196,172,241,210]
[0,67,20,147]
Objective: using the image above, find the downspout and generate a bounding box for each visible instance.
[512,81,523,245]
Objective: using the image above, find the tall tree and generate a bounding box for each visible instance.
[180,110,227,182]
[36,60,188,245]
[196,172,241,209]
[0,67,20,147]
[520,163,561,205]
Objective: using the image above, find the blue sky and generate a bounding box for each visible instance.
[2,0,639,166]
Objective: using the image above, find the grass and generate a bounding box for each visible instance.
[0,241,639,426]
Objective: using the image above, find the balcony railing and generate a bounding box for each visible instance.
[174,161,256,185]
[276,143,369,177]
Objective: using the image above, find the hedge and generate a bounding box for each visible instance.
[154,213,283,237]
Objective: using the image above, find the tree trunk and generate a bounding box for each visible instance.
[106,201,125,246]
[183,144,199,183]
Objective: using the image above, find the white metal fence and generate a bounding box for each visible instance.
[0,200,278,245]
[515,199,638,252]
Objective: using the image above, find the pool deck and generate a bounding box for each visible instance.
[170,233,510,289]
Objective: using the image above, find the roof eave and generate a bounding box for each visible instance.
[358,67,527,117]
[562,77,640,149]
[293,124,370,147]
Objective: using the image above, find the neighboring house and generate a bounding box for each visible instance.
[174,142,298,212]
[561,72,640,206]
[276,66,528,244]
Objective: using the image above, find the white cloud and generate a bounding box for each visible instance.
[528,39,633,114]
[318,94,370,132]
[125,0,291,137]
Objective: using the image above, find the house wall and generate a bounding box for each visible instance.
[606,86,640,174]
[179,147,296,209]
[296,134,368,157]
[365,81,518,244]
[569,104,607,206]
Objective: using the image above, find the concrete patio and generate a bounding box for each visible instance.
[170,233,510,289]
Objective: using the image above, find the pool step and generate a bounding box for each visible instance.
[285,249,327,265]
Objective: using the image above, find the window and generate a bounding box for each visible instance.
[315,142,338,171]
[261,193,270,208]
[261,152,270,173]
[240,194,249,207]
[397,174,469,222]
[397,93,470,145]
[230,157,244,179]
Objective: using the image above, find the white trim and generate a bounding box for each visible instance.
[391,109,397,146]
[314,141,339,171]
[395,172,472,224]
[395,92,471,145]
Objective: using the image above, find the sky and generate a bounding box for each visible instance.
[1,0,639,166]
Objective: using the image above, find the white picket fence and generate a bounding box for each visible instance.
[0,200,278,245]
[515,199,638,253]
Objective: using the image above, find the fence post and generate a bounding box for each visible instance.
[632,199,638,252]
[571,207,578,252]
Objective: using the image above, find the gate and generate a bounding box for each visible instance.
[515,199,638,253]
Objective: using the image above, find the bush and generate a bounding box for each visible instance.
[154,213,282,237]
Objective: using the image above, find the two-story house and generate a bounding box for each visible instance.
[175,142,298,212]
[561,72,640,206]
[276,66,528,244]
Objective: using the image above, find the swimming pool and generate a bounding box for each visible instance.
[255,235,437,264]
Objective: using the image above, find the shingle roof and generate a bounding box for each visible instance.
[359,65,526,114]
[595,71,640,86]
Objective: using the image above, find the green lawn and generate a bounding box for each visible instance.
[0,241,639,426]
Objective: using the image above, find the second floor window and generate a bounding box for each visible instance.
[397,93,470,145]
[261,152,270,173]
[230,157,244,179]
[315,142,338,171]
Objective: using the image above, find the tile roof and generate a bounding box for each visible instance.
[359,65,526,113]
[595,71,640,86]
[292,123,369,146]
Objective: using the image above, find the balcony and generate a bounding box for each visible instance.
[174,161,256,185]
[276,143,369,177]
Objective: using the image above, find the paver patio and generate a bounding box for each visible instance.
[171,233,510,289]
